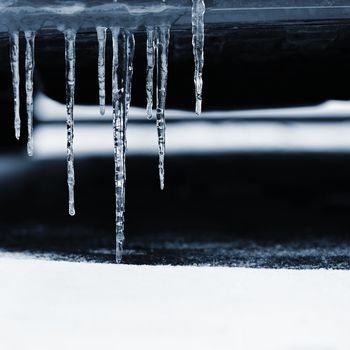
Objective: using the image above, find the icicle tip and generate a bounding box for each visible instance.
[116,241,123,263]
[27,141,34,157]
[195,100,202,116]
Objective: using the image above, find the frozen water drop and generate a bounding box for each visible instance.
[192,0,205,115]
[9,31,20,140]
[96,26,107,116]
[24,30,36,156]
[64,29,76,217]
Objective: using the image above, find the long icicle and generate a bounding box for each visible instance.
[9,31,21,139]
[192,0,205,115]
[24,30,36,156]
[96,26,107,116]
[156,26,170,190]
[146,27,156,119]
[111,28,135,263]
[111,27,125,263]
[64,29,76,217]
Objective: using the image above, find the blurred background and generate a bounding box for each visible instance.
[1,11,350,267]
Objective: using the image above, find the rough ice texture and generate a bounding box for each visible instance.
[192,0,205,115]
[156,26,170,190]
[9,31,20,140]
[64,29,76,217]
[25,30,36,156]
[146,26,156,119]
[0,1,191,32]
[96,26,107,116]
[111,27,135,263]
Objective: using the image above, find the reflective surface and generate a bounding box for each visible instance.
[1,151,350,268]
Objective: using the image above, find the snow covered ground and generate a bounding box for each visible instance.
[0,254,349,350]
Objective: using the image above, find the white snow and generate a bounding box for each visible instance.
[0,254,349,350]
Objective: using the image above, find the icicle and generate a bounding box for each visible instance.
[111,27,120,118]
[111,27,124,263]
[9,31,20,140]
[96,26,107,116]
[64,29,76,217]
[24,31,36,156]
[122,30,135,161]
[155,26,170,190]
[110,27,135,263]
[124,31,135,118]
[192,0,205,115]
[146,27,156,119]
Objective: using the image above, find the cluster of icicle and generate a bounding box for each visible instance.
[7,0,205,263]
[9,31,36,155]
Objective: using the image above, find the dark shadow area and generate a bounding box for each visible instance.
[1,152,350,268]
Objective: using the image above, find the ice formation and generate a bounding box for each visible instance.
[25,31,36,156]
[64,29,77,217]
[5,1,205,262]
[145,26,170,190]
[192,0,205,116]
[97,26,107,116]
[9,31,20,140]
[111,27,135,262]
[155,26,170,190]
[146,27,156,119]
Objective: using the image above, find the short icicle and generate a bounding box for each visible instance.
[9,31,21,139]
[120,30,135,191]
[24,30,36,156]
[192,0,205,115]
[146,27,156,119]
[96,26,107,115]
[124,30,135,118]
[64,29,77,217]
[155,26,170,190]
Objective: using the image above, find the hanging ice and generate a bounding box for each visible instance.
[124,31,135,118]
[192,0,205,115]
[111,27,135,263]
[111,26,123,262]
[2,10,208,263]
[96,26,107,116]
[25,31,36,156]
[146,27,156,119]
[9,31,20,139]
[64,29,76,217]
[156,26,170,190]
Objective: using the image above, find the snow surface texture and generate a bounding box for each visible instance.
[0,254,349,350]
[5,3,205,262]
